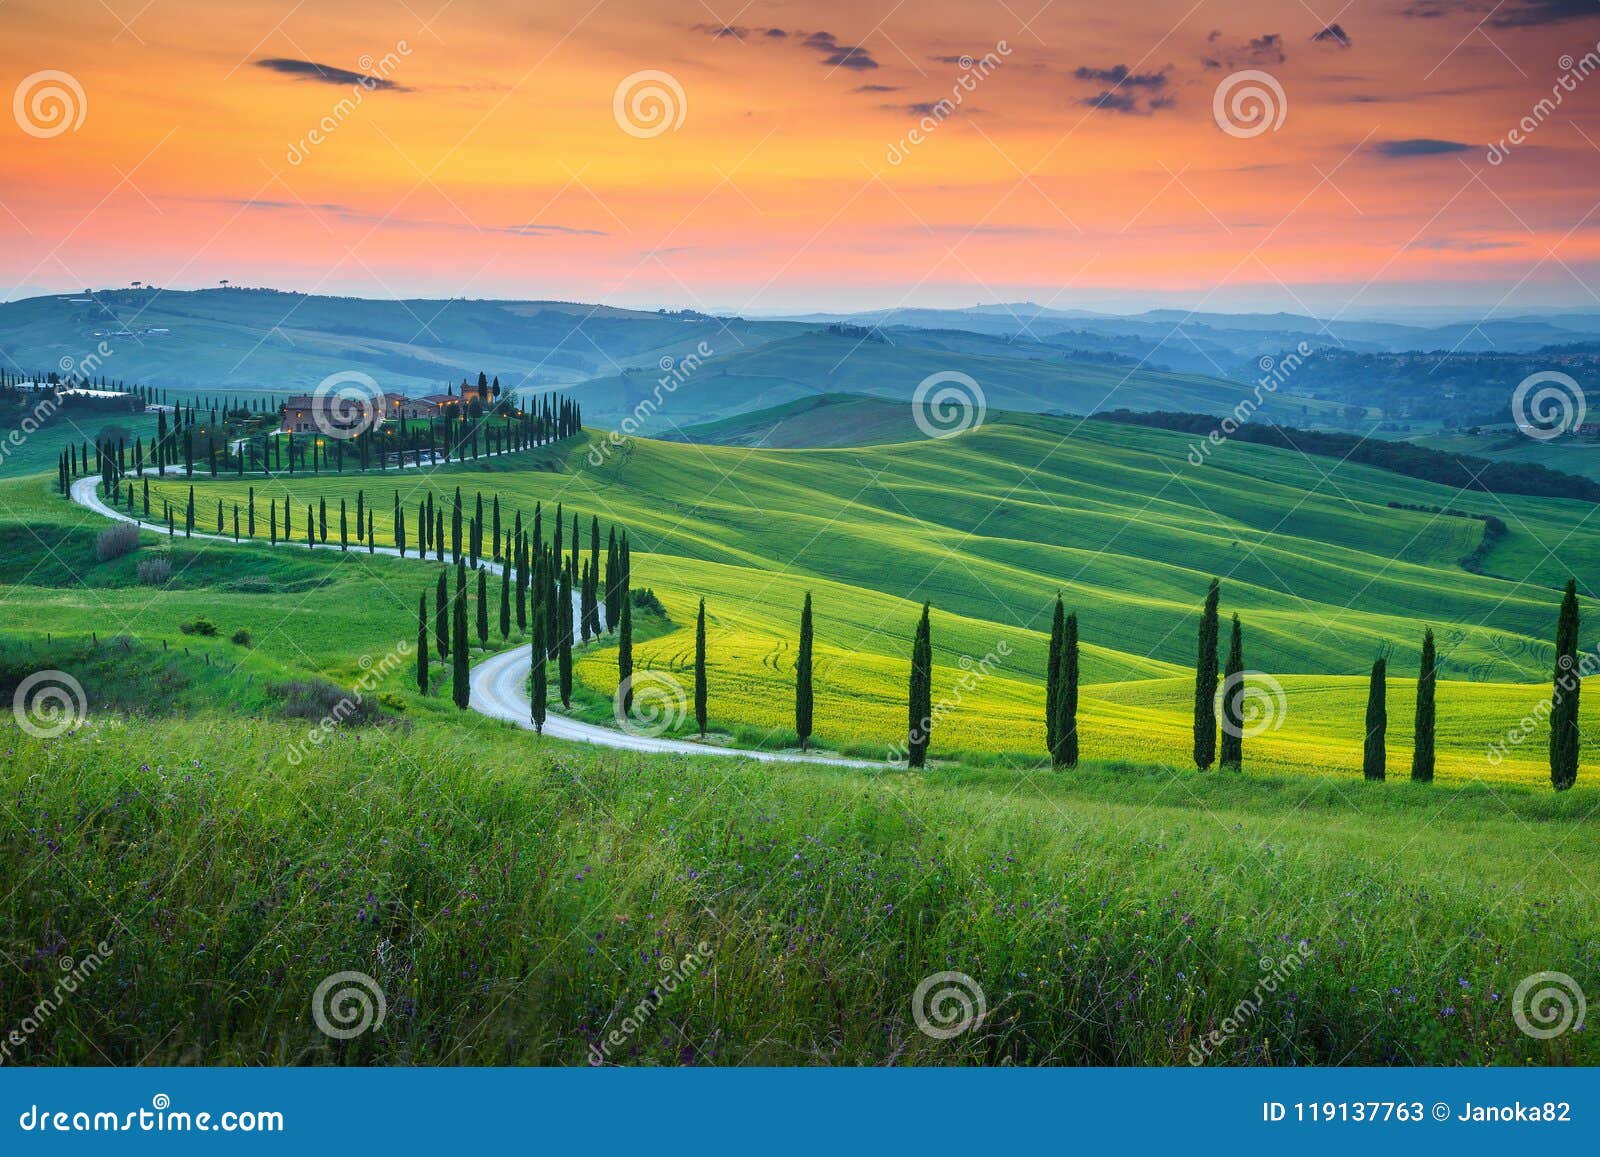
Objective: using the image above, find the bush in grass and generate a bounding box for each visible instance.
[95,522,141,562]
[630,587,667,617]
[229,629,252,647]
[179,618,217,637]
[135,557,172,586]
[272,679,384,726]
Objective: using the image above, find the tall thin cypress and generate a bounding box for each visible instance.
[694,597,708,738]
[796,593,814,752]
[530,593,548,734]
[476,567,489,646]
[499,562,511,640]
[557,560,574,707]
[617,595,634,715]
[1551,578,1581,791]
[1363,656,1387,781]
[1218,613,1243,770]
[416,593,429,693]
[1053,612,1080,769]
[1046,594,1064,758]
[435,571,449,659]
[1412,628,1436,783]
[451,563,470,709]
[1193,578,1220,770]
[908,602,933,769]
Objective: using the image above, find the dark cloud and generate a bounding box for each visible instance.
[764,28,788,38]
[1311,23,1352,46]
[1073,64,1169,88]
[1202,32,1287,69]
[1079,90,1140,113]
[1374,138,1472,157]
[799,30,879,69]
[255,57,411,91]
[1247,34,1286,63]
[851,83,900,93]
[898,100,959,117]
[1402,0,1600,24]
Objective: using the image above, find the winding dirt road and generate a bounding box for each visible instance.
[70,474,880,768]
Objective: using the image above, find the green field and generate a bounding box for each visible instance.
[2,414,1598,1067]
[107,413,1600,784]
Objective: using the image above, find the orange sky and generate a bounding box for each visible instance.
[4,0,1600,314]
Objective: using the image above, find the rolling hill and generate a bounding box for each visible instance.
[569,330,1352,432]
[0,288,808,394]
[120,410,1600,781]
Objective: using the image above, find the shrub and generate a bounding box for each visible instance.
[179,618,218,637]
[95,522,141,562]
[271,679,383,726]
[229,629,252,647]
[630,588,667,617]
[135,557,172,586]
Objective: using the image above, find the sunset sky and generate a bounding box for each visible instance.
[5,0,1600,315]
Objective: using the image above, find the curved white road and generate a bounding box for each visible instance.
[70,474,882,768]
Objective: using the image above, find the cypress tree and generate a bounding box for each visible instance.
[499,562,511,640]
[368,509,375,553]
[1412,628,1436,783]
[796,592,814,752]
[435,509,444,562]
[1046,595,1064,758]
[1363,656,1387,781]
[185,485,194,536]
[319,496,327,543]
[618,594,634,714]
[531,593,548,734]
[694,597,708,738]
[557,560,573,707]
[451,487,462,564]
[306,503,314,548]
[1551,578,1581,791]
[416,593,429,693]
[451,563,470,709]
[492,495,502,561]
[604,527,619,631]
[435,571,449,659]
[908,602,933,769]
[1052,612,1080,769]
[1218,613,1243,770]
[247,486,254,535]
[1193,578,1220,769]
[476,567,489,646]
[339,498,348,550]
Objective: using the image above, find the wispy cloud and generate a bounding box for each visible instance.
[1373,138,1471,157]
[255,57,412,92]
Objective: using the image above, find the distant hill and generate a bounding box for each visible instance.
[571,330,1350,433]
[672,394,926,447]
[0,288,808,394]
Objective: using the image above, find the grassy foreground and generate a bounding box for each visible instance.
[2,711,1596,1066]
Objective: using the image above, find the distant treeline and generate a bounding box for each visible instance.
[1094,409,1600,503]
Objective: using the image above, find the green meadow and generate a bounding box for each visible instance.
[3,415,1597,1067]
[121,414,1599,784]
